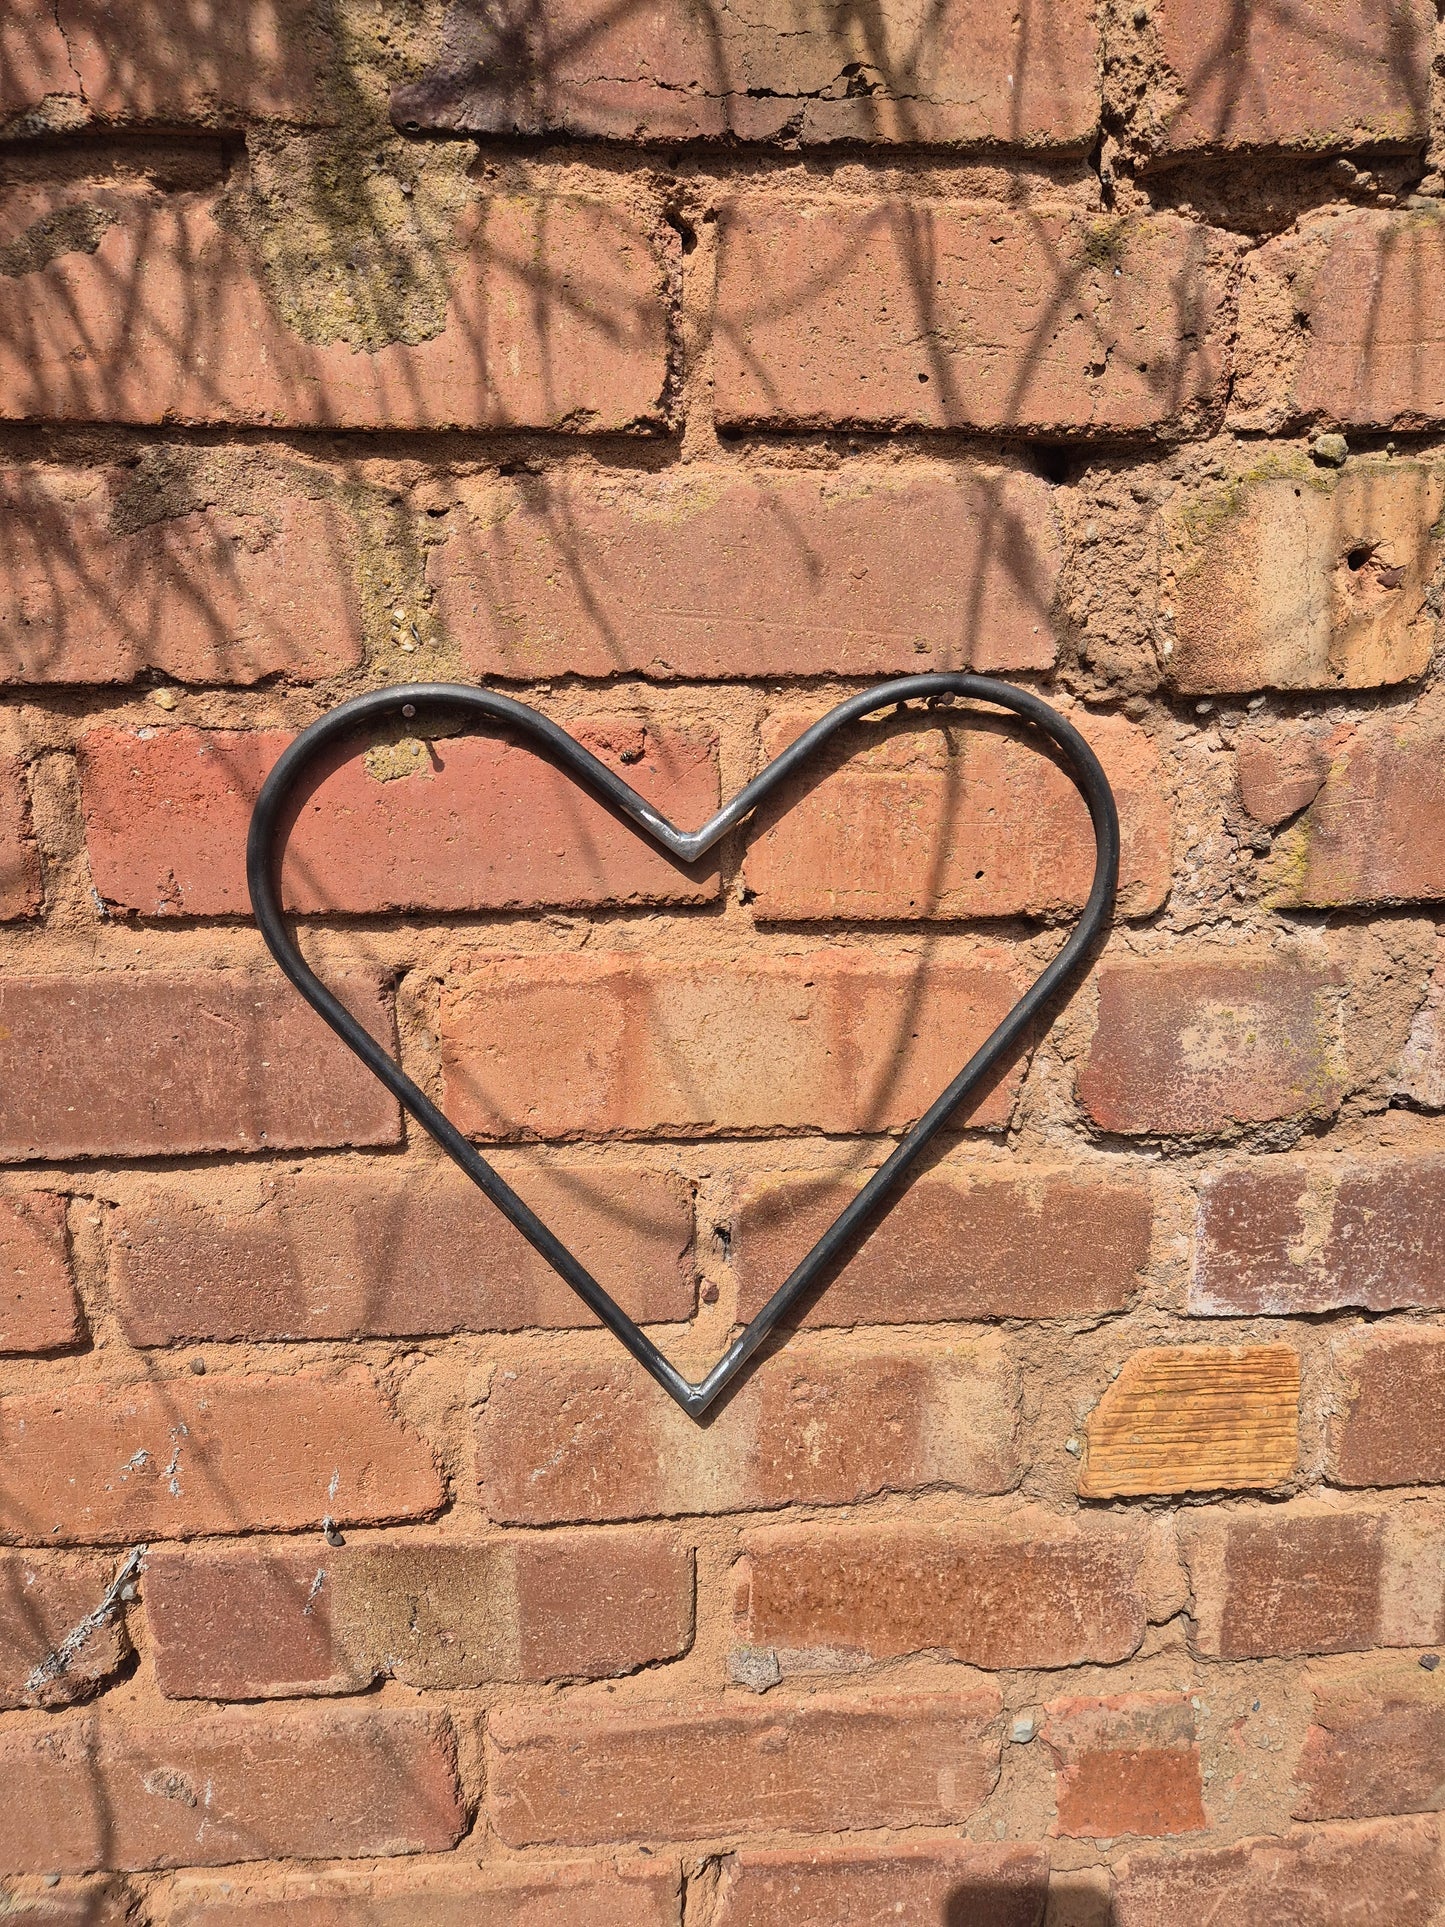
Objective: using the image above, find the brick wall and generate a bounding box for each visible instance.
[2,0,1445,1919]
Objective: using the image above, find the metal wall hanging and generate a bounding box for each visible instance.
[248,673,1120,1419]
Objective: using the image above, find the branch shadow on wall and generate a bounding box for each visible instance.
[0,0,1436,1883]
[1161,0,1429,153]
[389,0,1083,149]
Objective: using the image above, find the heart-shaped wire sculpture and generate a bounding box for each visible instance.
[248,673,1118,1419]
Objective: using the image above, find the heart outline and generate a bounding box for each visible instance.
[247,673,1119,1419]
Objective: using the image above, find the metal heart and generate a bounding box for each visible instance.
[247,673,1118,1420]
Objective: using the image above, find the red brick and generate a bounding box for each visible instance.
[441,948,1026,1139]
[0,1551,130,1708]
[0,1189,82,1354]
[509,1528,695,1685]
[485,1690,1002,1845]
[1253,719,1445,907]
[146,1544,348,1700]
[0,1706,463,1873]
[1,0,331,131]
[435,464,1062,681]
[0,1371,441,1544]
[0,182,666,434]
[1164,457,1445,694]
[1114,1817,1445,1926]
[108,1161,693,1343]
[711,1843,1049,1926]
[1042,1693,1205,1838]
[742,707,1169,921]
[1237,728,1335,825]
[733,1166,1151,1326]
[0,970,398,1162]
[80,721,719,917]
[1327,1327,1445,1488]
[1193,1155,1445,1315]
[737,1512,1151,1670]
[715,203,1235,435]
[1293,1657,1445,1822]
[0,464,362,686]
[1180,1499,1445,1658]
[167,1861,681,1926]
[393,0,1098,146]
[1077,955,1345,1136]
[1234,207,1445,433]
[1147,0,1434,153]
[0,750,39,916]
[144,1529,694,1696]
[478,1336,1018,1524]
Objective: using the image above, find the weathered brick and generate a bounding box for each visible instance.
[1237,729,1336,826]
[108,1161,693,1343]
[506,1530,695,1685]
[434,465,1062,681]
[0,1372,441,1544]
[145,1529,694,1696]
[393,0,1099,147]
[1163,456,1445,693]
[1114,1817,1445,1926]
[711,1843,1049,1926]
[0,1189,82,1354]
[1042,1692,1205,1839]
[1233,207,1445,433]
[0,464,362,685]
[168,1861,681,1926]
[733,1165,1151,1326]
[1,0,331,132]
[1293,1657,1445,1822]
[0,182,666,433]
[479,1337,1018,1525]
[0,750,39,916]
[0,1706,463,1873]
[1248,724,1348,847]
[1080,1344,1299,1498]
[80,721,719,917]
[0,970,399,1162]
[486,1691,1002,1845]
[715,203,1235,435]
[1193,1154,1445,1315]
[1146,0,1435,154]
[146,1543,352,1700]
[441,949,1025,1139]
[741,707,1170,920]
[1250,719,1445,907]
[0,0,80,124]
[1328,1327,1445,1488]
[1181,1499,1445,1658]
[0,1551,129,1708]
[737,1512,1150,1670]
[1398,951,1445,1106]
[1077,955,1345,1136]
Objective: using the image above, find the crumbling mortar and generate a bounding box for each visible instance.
[24,1543,144,1693]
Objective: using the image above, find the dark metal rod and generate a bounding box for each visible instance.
[247,674,1120,1419]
